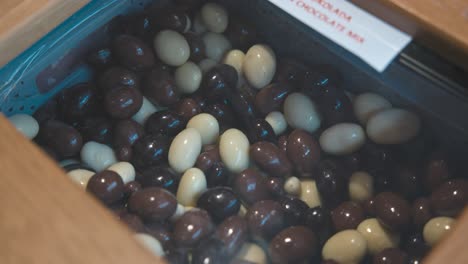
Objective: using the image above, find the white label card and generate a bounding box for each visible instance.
[267,0,412,72]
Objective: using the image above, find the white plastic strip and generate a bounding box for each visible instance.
[267,0,412,72]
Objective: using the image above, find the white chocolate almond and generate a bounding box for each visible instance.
[223,49,245,75]
[284,93,321,133]
[265,111,287,135]
[186,113,220,145]
[170,203,186,222]
[198,58,218,73]
[107,162,135,184]
[169,128,202,173]
[200,2,229,33]
[322,230,367,264]
[319,123,365,155]
[80,141,117,172]
[366,108,421,144]
[349,171,374,202]
[235,242,267,264]
[299,180,322,208]
[154,30,190,66]
[353,92,392,125]
[177,168,207,207]
[219,128,250,173]
[175,61,202,94]
[423,216,455,246]
[357,218,400,254]
[132,97,161,125]
[134,233,165,257]
[67,169,94,188]
[243,44,276,89]
[203,32,231,61]
[8,114,39,139]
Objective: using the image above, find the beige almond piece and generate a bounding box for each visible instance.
[319,123,366,155]
[349,171,374,202]
[357,218,400,255]
[322,230,367,264]
[243,44,276,89]
[234,242,267,264]
[423,216,455,246]
[187,113,220,145]
[168,128,202,173]
[353,93,392,125]
[299,180,322,208]
[176,168,207,207]
[219,128,250,173]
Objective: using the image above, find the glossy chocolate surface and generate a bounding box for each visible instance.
[197,187,241,223]
[128,187,177,221]
[269,226,317,264]
[113,34,155,71]
[375,192,411,231]
[287,129,321,178]
[250,141,292,177]
[232,168,272,205]
[87,170,124,204]
[246,200,285,241]
[173,209,215,248]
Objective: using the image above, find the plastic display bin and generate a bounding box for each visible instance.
[0,0,467,263]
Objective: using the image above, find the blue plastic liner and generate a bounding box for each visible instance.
[0,0,157,115]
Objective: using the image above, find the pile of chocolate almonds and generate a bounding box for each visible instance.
[8,1,467,264]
